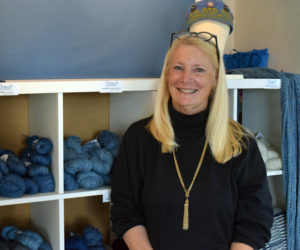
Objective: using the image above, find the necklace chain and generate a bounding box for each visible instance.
[172,139,208,230]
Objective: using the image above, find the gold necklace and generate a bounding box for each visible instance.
[172,139,208,230]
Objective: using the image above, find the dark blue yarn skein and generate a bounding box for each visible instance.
[83,226,104,247]
[64,147,77,161]
[6,154,27,176]
[0,174,26,198]
[91,148,114,176]
[64,158,93,175]
[65,235,89,250]
[64,170,79,191]
[32,174,55,193]
[39,241,52,250]
[0,158,9,175]
[1,225,18,240]
[27,164,49,177]
[64,136,84,153]
[29,152,51,166]
[96,130,120,151]
[26,136,53,155]
[76,171,104,190]
[10,241,30,250]
[16,230,43,250]
[23,177,39,194]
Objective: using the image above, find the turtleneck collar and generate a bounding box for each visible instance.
[168,100,209,139]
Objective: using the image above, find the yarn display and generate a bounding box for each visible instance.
[0,135,55,198]
[255,132,282,171]
[64,130,120,191]
[65,226,105,250]
[0,225,52,250]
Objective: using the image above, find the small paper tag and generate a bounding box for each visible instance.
[264,79,280,89]
[0,154,8,162]
[99,80,123,93]
[102,190,111,203]
[0,83,18,95]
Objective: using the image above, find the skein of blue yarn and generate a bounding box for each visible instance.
[82,140,101,153]
[91,149,113,176]
[96,131,120,151]
[1,225,18,240]
[10,241,30,250]
[16,230,43,250]
[83,226,103,247]
[32,174,55,193]
[65,235,89,250]
[0,174,26,198]
[0,240,9,250]
[0,158,9,175]
[26,136,53,155]
[76,171,104,190]
[29,152,51,166]
[24,177,39,194]
[64,170,79,191]
[6,154,27,176]
[39,241,52,250]
[64,147,77,161]
[27,164,50,177]
[102,175,111,186]
[64,158,93,175]
[64,136,84,153]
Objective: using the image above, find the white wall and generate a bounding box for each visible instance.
[234,0,300,74]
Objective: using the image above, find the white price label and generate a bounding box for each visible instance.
[99,80,123,93]
[264,79,280,89]
[102,190,111,203]
[0,83,19,95]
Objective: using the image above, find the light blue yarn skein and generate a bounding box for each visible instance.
[96,130,120,151]
[91,148,114,176]
[82,140,101,153]
[1,225,18,240]
[32,174,55,193]
[64,136,83,153]
[76,171,104,190]
[64,147,77,161]
[0,174,26,198]
[16,230,43,250]
[64,158,93,175]
[27,164,50,177]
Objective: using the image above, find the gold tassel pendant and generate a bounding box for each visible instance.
[183,198,189,230]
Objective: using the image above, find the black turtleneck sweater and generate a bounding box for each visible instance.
[111,105,273,250]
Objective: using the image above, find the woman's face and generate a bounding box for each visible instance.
[167,44,217,115]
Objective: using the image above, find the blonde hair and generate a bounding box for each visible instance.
[148,37,248,163]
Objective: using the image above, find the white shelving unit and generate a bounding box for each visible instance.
[0,76,282,249]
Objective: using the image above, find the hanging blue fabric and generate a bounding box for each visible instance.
[280,72,300,250]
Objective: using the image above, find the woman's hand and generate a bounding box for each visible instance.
[230,242,254,250]
[123,225,153,250]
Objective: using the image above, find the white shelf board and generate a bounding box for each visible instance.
[0,192,60,206]
[267,170,283,176]
[3,75,280,95]
[62,186,111,202]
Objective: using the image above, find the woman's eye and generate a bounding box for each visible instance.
[174,65,183,71]
[194,67,204,73]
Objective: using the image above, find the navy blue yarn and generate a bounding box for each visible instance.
[82,226,103,247]
[20,149,31,161]
[65,235,89,250]
[23,177,39,194]
[39,241,52,250]
[1,225,18,240]
[64,158,93,175]
[6,154,27,176]
[96,130,120,151]
[0,174,26,198]
[91,148,113,176]
[64,170,79,191]
[10,241,30,250]
[0,159,9,175]
[64,136,83,153]
[29,152,51,166]
[76,171,104,189]
[32,174,55,193]
[27,164,50,177]
[0,240,9,250]
[26,136,53,155]
[16,230,43,250]
[102,175,111,186]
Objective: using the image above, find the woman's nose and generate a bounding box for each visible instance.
[181,69,192,84]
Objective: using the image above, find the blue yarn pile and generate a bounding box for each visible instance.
[65,225,106,250]
[0,135,55,198]
[64,130,120,191]
[0,225,52,250]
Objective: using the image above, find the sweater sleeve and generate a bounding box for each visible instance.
[110,122,148,237]
[232,137,273,249]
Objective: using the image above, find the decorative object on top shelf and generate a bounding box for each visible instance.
[0,135,55,198]
[255,132,282,172]
[64,130,120,191]
[0,225,52,250]
[65,225,105,250]
[224,49,269,70]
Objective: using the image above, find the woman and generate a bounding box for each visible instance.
[110,32,273,250]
